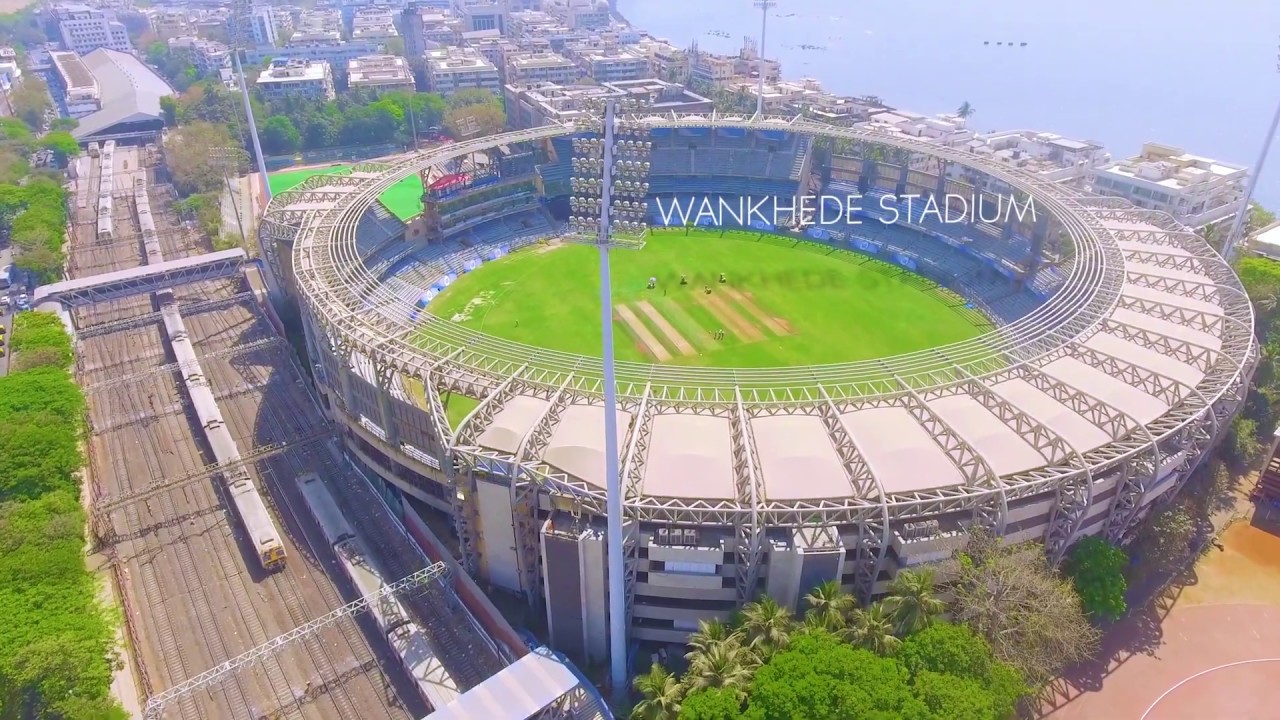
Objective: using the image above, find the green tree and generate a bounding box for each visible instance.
[0,116,33,147]
[1064,536,1129,621]
[898,622,1026,719]
[849,603,901,656]
[165,121,237,194]
[911,671,994,720]
[1227,415,1262,468]
[685,619,733,663]
[10,74,51,130]
[259,115,301,155]
[802,580,853,633]
[1130,502,1197,576]
[39,130,79,166]
[14,244,63,284]
[882,569,945,635]
[0,492,122,718]
[0,149,29,184]
[955,101,976,119]
[443,94,506,139]
[743,631,927,720]
[10,311,74,368]
[631,663,683,720]
[685,639,757,697]
[679,687,742,720]
[737,596,792,661]
[949,529,1098,687]
[48,117,78,133]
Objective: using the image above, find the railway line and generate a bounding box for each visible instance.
[74,148,423,719]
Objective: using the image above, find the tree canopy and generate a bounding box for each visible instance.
[0,314,123,718]
[1064,536,1128,621]
[1,174,69,283]
[631,577,1026,720]
[948,529,1098,687]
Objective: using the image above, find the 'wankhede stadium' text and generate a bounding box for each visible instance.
[652,193,1038,228]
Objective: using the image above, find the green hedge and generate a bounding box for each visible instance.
[0,313,123,718]
[9,311,75,371]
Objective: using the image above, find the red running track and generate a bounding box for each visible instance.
[1043,604,1280,720]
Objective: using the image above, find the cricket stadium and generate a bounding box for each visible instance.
[260,113,1256,666]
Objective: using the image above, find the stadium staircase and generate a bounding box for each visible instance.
[790,136,811,180]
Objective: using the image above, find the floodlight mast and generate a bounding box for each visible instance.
[1223,40,1280,260]
[595,98,628,696]
[754,0,777,116]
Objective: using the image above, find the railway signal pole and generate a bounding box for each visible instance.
[1223,38,1280,260]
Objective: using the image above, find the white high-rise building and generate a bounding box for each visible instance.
[250,5,281,48]
[50,4,132,55]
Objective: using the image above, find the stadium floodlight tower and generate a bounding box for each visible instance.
[1223,37,1280,260]
[753,0,777,117]
[228,0,271,205]
[567,97,651,694]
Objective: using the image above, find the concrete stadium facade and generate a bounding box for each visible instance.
[264,115,1257,665]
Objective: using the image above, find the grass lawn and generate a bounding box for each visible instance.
[268,165,424,221]
[423,228,989,368]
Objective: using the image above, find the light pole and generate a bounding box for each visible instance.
[1224,40,1280,260]
[754,0,777,116]
[568,99,651,697]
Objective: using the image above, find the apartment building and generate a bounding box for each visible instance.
[167,36,232,74]
[347,54,416,93]
[567,44,649,83]
[1091,143,1248,228]
[453,0,503,33]
[505,78,710,128]
[250,5,281,48]
[545,0,610,30]
[961,130,1110,186]
[505,51,581,86]
[633,36,687,83]
[149,10,194,40]
[256,57,335,100]
[425,46,500,96]
[690,39,780,91]
[50,3,132,55]
[352,6,399,44]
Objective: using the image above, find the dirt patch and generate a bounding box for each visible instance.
[697,292,764,342]
[724,287,792,336]
[635,300,695,355]
[1179,518,1280,607]
[615,304,672,361]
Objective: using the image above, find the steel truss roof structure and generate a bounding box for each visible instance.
[274,115,1256,594]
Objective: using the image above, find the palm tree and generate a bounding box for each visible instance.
[684,638,758,696]
[803,580,853,632]
[956,101,976,120]
[739,596,793,660]
[630,663,683,720]
[850,602,902,656]
[882,568,945,635]
[684,619,733,663]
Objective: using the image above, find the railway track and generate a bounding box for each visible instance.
[192,304,416,719]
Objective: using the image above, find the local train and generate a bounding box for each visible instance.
[229,470,287,570]
[295,473,458,709]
